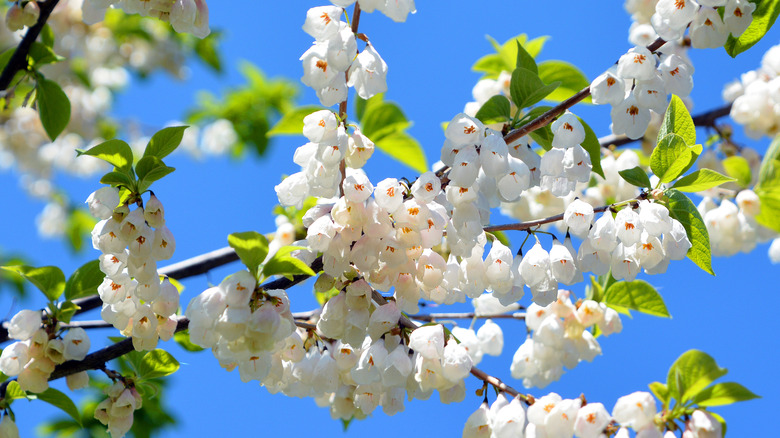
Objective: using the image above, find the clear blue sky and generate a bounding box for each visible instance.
[1,1,778,436]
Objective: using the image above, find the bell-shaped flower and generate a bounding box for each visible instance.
[347,44,388,100]
[302,6,343,41]
[617,47,656,81]
[724,0,756,37]
[611,94,652,140]
[616,207,643,246]
[564,199,595,237]
[612,391,657,430]
[86,187,120,220]
[408,324,445,359]
[63,327,91,361]
[551,112,585,149]
[690,7,728,49]
[591,66,627,105]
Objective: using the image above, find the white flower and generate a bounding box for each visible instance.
[63,327,91,361]
[611,95,652,140]
[564,199,595,237]
[724,0,756,37]
[408,324,445,359]
[347,44,388,99]
[86,187,121,220]
[551,112,585,149]
[591,66,627,105]
[612,391,657,430]
[617,47,656,81]
[302,6,343,41]
[690,7,728,49]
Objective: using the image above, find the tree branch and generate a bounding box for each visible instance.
[411,312,526,322]
[0,0,61,92]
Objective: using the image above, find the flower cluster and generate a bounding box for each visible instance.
[723,43,780,139]
[698,190,776,257]
[463,390,675,438]
[510,290,621,388]
[301,6,388,106]
[94,380,144,438]
[539,113,593,197]
[652,0,754,49]
[81,0,210,38]
[88,188,178,351]
[5,1,39,31]
[0,310,90,393]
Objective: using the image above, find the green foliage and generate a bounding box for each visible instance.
[188,62,298,158]
[1,265,66,302]
[754,135,780,232]
[658,95,697,147]
[35,77,71,141]
[66,208,97,253]
[474,95,511,125]
[721,156,752,187]
[262,246,317,280]
[725,0,780,57]
[37,388,82,426]
[174,330,204,352]
[650,134,701,183]
[227,231,270,279]
[601,279,671,318]
[664,189,714,275]
[143,126,189,160]
[509,67,560,110]
[138,349,180,381]
[57,300,80,324]
[537,61,590,103]
[0,253,28,298]
[64,260,105,301]
[671,169,735,192]
[514,40,538,74]
[619,166,652,188]
[29,42,65,67]
[192,31,223,72]
[471,34,547,78]
[692,382,760,407]
[358,94,427,173]
[78,139,135,172]
[5,381,28,401]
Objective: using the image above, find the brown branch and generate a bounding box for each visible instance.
[337,2,361,123]
[412,312,526,322]
[0,0,61,91]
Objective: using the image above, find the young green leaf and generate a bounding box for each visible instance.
[262,246,316,280]
[360,100,410,142]
[143,126,188,160]
[657,95,696,147]
[374,131,428,174]
[138,349,180,381]
[648,381,671,407]
[29,42,64,66]
[650,133,701,183]
[474,95,511,125]
[227,231,270,278]
[99,171,135,189]
[754,136,780,232]
[514,40,537,74]
[671,169,736,192]
[537,60,590,103]
[5,381,28,400]
[692,382,760,407]
[602,280,671,318]
[137,164,175,194]
[619,166,652,188]
[510,68,546,109]
[722,156,752,187]
[36,78,71,141]
[664,189,714,275]
[77,139,134,171]
[37,388,82,426]
[41,24,55,48]
[57,300,80,324]
[725,0,780,57]
[578,117,604,179]
[268,106,324,136]
[64,260,105,301]
[174,330,205,352]
[1,265,66,302]
[666,349,728,403]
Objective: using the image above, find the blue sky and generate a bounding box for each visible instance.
[1,1,779,436]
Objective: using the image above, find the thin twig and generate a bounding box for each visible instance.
[0,0,61,91]
[412,312,526,322]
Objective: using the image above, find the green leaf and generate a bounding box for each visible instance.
[99,170,135,189]
[268,106,324,136]
[262,246,316,280]
[671,169,736,192]
[194,31,222,72]
[658,95,696,147]
[77,139,134,171]
[725,0,780,57]
[360,100,410,142]
[29,42,64,66]
[666,350,728,403]
[374,131,428,173]
[65,208,97,253]
[137,164,175,194]
[64,260,104,301]
[41,24,55,48]
[603,280,671,318]
[664,189,714,275]
[472,53,506,76]
[514,40,537,74]
[537,61,590,103]
[510,68,546,109]
[692,382,760,407]
[174,330,205,352]
[649,381,671,407]
[619,166,652,188]
[35,78,71,141]
[227,231,270,278]
[5,381,28,400]
[722,156,752,187]
[138,349,180,381]
[588,275,605,302]
[754,136,780,232]
[650,133,701,183]
[135,156,165,182]
[474,95,511,125]
[37,388,82,426]
[57,300,80,324]
[578,118,604,179]
[1,265,65,302]
[143,126,188,160]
